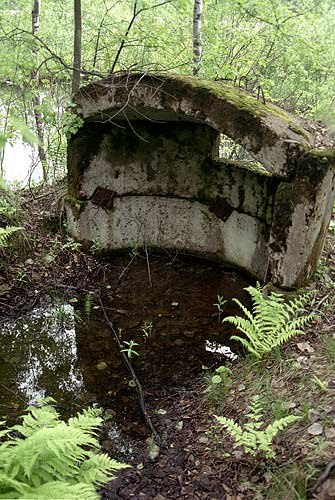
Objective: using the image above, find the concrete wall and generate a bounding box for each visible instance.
[67,122,273,280]
[66,117,335,288]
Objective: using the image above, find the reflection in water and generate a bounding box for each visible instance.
[205,340,238,360]
[0,255,250,446]
[0,303,87,420]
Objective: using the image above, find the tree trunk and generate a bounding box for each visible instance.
[193,0,203,76]
[32,0,48,182]
[72,0,82,95]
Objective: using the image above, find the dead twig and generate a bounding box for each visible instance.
[117,254,137,283]
[308,459,335,495]
[98,290,160,442]
[0,382,27,403]
[144,243,152,288]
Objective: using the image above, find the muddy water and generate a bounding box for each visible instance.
[0,254,252,440]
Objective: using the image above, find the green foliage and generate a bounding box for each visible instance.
[0,400,127,500]
[215,395,300,459]
[328,220,335,233]
[223,284,315,358]
[213,295,227,323]
[311,374,328,392]
[121,340,139,359]
[84,293,93,320]
[1,0,335,186]
[90,239,103,255]
[61,238,82,252]
[205,365,232,389]
[141,320,153,339]
[10,118,39,146]
[0,198,18,221]
[0,226,24,247]
[62,111,85,140]
[204,366,233,408]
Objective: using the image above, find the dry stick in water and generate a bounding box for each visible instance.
[98,291,159,442]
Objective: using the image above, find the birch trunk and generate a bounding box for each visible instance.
[32,0,48,182]
[193,0,203,76]
[72,0,82,95]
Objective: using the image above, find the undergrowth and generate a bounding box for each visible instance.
[0,399,127,499]
[215,395,300,459]
[223,284,315,358]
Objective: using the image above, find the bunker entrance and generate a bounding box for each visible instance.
[66,73,335,288]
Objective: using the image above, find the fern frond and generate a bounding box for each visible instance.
[77,452,129,485]
[214,416,244,440]
[21,480,100,500]
[0,226,23,247]
[0,402,127,499]
[215,395,300,458]
[264,415,301,442]
[223,284,315,358]
[68,408,102,432]
[13,405,59,437]
[230,298,256,325]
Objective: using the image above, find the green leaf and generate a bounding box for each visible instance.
[211,375,222,384]
[10,118,39,146]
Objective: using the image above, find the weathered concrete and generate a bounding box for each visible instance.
[67,73,335,288]
[74,73,312,178]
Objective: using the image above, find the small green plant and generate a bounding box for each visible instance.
[311,374,328,392]
[141,320,153,339]
[215,395,300,459]
[0,198,18,221]
[85,293,93,320]
[205,365,232,391]
[203,366,233,410]
[314,257,327,280]
[62,237,82,251]
[47,236,61,262]
[121,340,139,358]
[0,399,127,500]
[223,284,315,358]
[16,270,28,285]
[90,239,103,255]
[214,294,227,322]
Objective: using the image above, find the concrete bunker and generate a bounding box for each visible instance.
[66,73,335,288]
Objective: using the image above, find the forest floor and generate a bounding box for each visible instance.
[0,183,335,499]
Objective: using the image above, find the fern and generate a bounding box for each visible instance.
[223,284,315,358]
[0,226,23,247]
[215,395,300,459]
[0,401,128,500]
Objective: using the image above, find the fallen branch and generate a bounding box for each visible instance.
[98,290,159,442]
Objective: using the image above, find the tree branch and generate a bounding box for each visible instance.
[98,291,160,442]
[110,0,172,74]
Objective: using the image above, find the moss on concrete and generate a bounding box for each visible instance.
[208,157,272,177]
[305,148,335,160]
[151,74,312,143]
[75,73,313,150]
